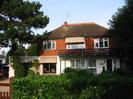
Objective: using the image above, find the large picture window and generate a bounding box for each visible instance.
[43,41,56,50]
[94,38,109,48]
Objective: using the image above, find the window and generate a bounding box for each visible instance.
[86,59,96,74]
[94,38,109,48]
[86,59,96,68]
[66,43,85,49]
[43,41,56,50]
[70,59,96,74]
[71,60,75,67]
[43,63,56,73]
[70,59,85,68]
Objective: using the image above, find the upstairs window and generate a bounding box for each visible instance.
[43,41,56,50]
[94,38,109,48]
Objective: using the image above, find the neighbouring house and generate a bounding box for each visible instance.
[38,22,121,75]
[0,48,8,78]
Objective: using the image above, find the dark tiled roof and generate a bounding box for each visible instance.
[48,22,110,39]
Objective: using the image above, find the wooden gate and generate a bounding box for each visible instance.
[0,81,11,99]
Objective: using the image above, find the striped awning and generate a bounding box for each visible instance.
[39,56,57,63]
[65,37,85,43]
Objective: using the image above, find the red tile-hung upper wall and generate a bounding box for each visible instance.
[40,39,65,56]
[109,38,118,48]
[56,39,65,50]
[85,38,94,49]
[40,37,118,56]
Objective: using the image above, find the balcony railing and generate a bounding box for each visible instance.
[58,48,121,57]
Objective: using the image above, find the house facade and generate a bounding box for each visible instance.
[7,22,121,77]
[38,22,121,75]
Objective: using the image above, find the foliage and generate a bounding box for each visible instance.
[26,43,38,56]
[0,0,49,51]
[31,59,40,74]
[12,68,133,99]
[12,56,25,78]
[0,0,49,77]
[109,0,133,73]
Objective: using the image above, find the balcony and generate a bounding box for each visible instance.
[58,48,121,57]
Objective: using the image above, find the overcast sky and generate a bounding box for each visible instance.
[31,0,125,34]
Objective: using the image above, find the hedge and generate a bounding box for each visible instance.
[12,69,133,99]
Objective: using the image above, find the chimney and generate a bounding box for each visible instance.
[64,21,68,26]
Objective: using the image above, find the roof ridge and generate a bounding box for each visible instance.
[63,22,96,26]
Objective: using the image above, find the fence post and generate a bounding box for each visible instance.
[9,77,14,99]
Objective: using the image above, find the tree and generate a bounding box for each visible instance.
[0,0,49,77]
[109,0,133,73]
[0,0,49,54]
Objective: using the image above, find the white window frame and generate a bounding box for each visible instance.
[94,38,109,48]
[70,59,96,74]
[43,40,56,50]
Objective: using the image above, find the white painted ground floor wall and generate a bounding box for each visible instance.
[40,56,120,75]
[56,56,120,74]
[8,56,120,77]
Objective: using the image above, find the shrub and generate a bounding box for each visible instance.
[12,68,133,99]
[12,56,26,78]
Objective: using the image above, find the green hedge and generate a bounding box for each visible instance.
[12,69,133,99]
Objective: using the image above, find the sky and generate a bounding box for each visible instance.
[0,0,125,54]
[31,0,125,34]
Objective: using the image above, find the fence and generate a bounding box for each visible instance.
[0,92,10,99]
[0,80,11,99]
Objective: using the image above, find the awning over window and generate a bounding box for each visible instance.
[65,37,85,43]
[39,56,57,63]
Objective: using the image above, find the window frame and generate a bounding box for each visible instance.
[94,38,109,48]
[70,59,96,74]
[43,40,56,50]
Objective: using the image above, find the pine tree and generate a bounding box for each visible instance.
[109,0,133,73]
[0,0,49,53]
[0,0,49,77]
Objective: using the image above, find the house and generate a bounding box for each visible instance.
[0,45,6,63]
[38,22,121,75]
[0,49,8,78]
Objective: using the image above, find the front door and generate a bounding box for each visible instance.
[107,59,112,71]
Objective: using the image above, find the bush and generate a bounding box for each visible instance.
[12,68,133,99]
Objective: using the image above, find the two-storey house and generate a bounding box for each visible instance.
[38,22,121,75]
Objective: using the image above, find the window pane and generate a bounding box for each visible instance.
[51,42,55,49]
[96,43,98,47]
[43,42,48,49]
[76,60,81,68]
[71,60,75,67]
[80,60,85,67]
[48,42,51,49]
[104,41,108,47]
[99,39,103,47]
[86,59,96,67]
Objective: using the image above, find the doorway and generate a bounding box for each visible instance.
[107,59,112,71]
